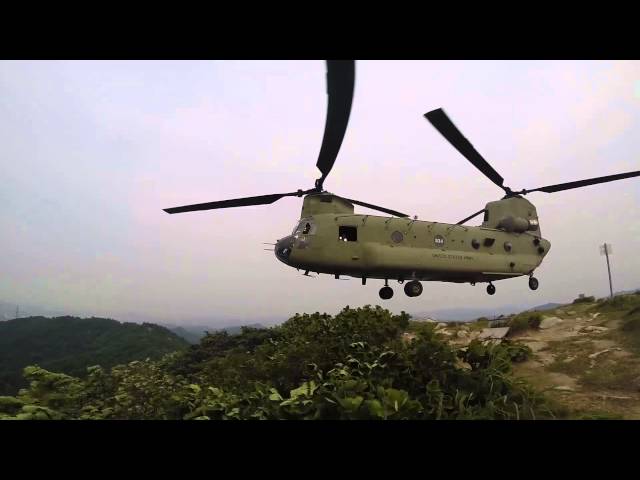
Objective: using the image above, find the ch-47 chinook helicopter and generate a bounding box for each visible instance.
[164,60,640,300]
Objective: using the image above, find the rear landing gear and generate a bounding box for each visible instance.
[404,280,423,297]
[529,276,539,291]
[487,283,496,295]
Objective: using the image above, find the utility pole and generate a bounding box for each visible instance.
[599,243,614,299]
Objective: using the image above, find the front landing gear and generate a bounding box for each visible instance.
[487,283,496,295]
[379,279,394,300]
[379,286,394,300]
[529,276,539,291]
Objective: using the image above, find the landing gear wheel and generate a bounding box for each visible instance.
[379,286,394,300]
[404,280,423,297]
[487,284,496,295]
[529,276,539,291]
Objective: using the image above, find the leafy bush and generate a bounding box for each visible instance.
[0,306,556,420]
[502,341,533,363]
[508,313,542,334]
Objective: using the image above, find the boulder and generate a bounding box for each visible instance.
[478,327,510,340]
[588,348,620,359]
[554,386,575,392]
[539,316,563,329]
[579,326,609,334]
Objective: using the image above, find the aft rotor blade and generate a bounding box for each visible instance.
[456,208,486,225]
[424,108,508,193]
[315,61,355,185]
[338,196,409,218]
[163,191,307,214]
[523,170,640,195]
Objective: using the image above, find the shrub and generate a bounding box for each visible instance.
[0,306,558,420]
[573,296,595,304]
[508,313,542,334]
[595,295,640,312]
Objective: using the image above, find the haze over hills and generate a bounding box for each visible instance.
[2,288,636,328]
[165,323,266,344]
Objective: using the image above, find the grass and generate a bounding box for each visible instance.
[581,359,640,391]
[546,338,599,372]
[593,294,640,313]
[577,411,625,420]
[618,307,640,352]
[548,336,640,392]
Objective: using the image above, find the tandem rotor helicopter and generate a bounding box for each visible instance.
[164,61,640,300]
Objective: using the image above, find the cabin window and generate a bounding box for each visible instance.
[483,210,489,222]
[471,239,480,249]
[484,238,495,247]
[391,231,404,243]
[504,241,512,252]
[339,226,357,242]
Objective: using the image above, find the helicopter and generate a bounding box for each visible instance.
[164,60,640,300]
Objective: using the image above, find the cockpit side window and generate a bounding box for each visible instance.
[292,218,316,235]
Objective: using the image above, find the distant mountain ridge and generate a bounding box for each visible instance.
[526,302,565,312]
[167,323,266,344]
[0,316,189,396]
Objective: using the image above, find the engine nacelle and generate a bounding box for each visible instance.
[482,196,541,236]
[496,216,538,233]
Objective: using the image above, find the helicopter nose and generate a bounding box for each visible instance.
[274,235,295,264]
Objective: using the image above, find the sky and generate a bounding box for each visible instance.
[1,60,639,326]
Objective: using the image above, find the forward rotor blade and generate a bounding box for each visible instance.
[424,108,507,192]
[315,61,355,184]
[338,196,409,218]
[456,209,486,225]
[523,170,640,195]
[163,191,307,214]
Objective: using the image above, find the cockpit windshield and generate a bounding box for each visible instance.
[292,218,316,235]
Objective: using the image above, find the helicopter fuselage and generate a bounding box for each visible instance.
[274,194,551,285]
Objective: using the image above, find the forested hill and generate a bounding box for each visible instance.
[0,316,189,395]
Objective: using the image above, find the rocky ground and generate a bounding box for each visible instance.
[423,296,640,419]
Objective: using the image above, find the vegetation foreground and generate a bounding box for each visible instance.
[0,306,554,420]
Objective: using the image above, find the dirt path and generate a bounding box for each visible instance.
[432,302,640,419]
[507,306,640,419]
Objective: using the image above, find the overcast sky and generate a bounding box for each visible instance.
[1,60,638,325]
